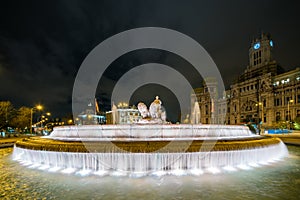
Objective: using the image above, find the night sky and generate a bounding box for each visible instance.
[0,0,299,121]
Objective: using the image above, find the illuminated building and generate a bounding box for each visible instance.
[192,33,300,127]
[106,103,141,124]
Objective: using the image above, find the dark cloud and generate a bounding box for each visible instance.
[0,0,299,118]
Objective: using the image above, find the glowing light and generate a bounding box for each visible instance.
[151,170,167,177]
[48,167,61,172]
[36,105,43,110]
[93,170,108,176]
[237,164,252,170]
[189,168,203,175]
[223,166,237,172]
[272,158,282,162]
[259,161,269,165]
[170,169,186,176]
[207,167,220,174]
[38,165,50,170]
[267,159,277,163]
[111,171,127,177]
[254,42,260,49]
[28,164,41,169]
[117,102,129,108]
[129,172,148,178]
[61,168,77,174]
[21,161,32,166]
[12,157,22,161]
[248,163,260,168]
[76,169,92,176]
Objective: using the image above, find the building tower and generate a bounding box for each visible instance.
[249,33,274,68]
[240,33,282,82]
[192,32,300,127]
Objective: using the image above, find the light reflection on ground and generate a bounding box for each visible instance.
[0,146,299,200]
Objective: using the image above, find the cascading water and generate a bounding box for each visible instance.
[12,124,289,176]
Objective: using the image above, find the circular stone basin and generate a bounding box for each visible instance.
[12,124,288,176]
[46,124,258,141]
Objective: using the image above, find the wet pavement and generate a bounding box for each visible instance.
[265,131,300,146]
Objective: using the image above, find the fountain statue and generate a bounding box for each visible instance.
[12,96,288,177]
[137,96,167,124]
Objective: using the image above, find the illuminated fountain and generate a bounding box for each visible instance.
[12,97,288,176]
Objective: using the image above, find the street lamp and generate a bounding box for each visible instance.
[288,99,294,130]
[255,102,264,123]
[30,105,43,134]
[38,112,51,133]
[255,102,263,134]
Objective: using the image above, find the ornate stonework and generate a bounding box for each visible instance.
[137,96,167,124]
[191,33,300,127]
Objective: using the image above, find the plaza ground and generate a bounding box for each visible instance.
[264,130,300,146]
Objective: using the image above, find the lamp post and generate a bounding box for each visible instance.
[30,105,43,134]
[288,99,294,130]
[255,102,263,134]
[38,112,51,134]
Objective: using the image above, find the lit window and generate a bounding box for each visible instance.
[281,80,285,84]
[287,78,290,82]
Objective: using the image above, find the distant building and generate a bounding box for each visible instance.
[106,103,141,124]
[76,101,106,125]
[192,33,300,127]
[191,77,227,124]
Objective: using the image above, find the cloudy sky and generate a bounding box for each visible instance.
[0,0,299,121]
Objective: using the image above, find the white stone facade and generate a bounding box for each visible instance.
[192,33,300,127]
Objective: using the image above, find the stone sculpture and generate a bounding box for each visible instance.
[137,96,167,124]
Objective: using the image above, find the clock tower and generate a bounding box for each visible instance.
[239,32,283,83]
[249,33,274,68]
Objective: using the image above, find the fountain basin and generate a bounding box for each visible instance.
[15,136,281,153]
[47,124,255,139]
[12,125,288,176]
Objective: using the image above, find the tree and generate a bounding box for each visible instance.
[10,106,31,130]
[0,101,15,129]
[293,116,300,130]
